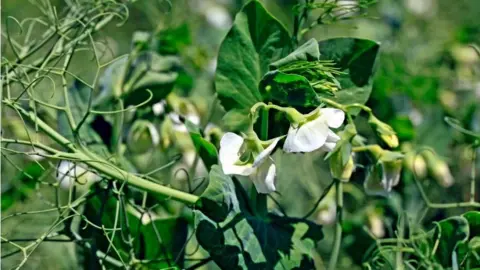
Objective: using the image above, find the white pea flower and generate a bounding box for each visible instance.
[56,161,101,190]
[284,108,345,153]
[364,153,403,196]
[219,132,280,194]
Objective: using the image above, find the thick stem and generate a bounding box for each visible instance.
[5,102,199,205]
[328,179,343,270]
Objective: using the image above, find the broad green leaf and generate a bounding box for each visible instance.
[269,38,320,69]
[121,52,180,106]
[195,166,323,269]
[259,38,379,111]
[432,216,470,266]
[221,108,252,133]
[318,38,380,113]
[185,120,219,171]
[215,0,292,111]
[259,70,318,107]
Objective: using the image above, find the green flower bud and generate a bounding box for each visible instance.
[368,114,399,148]
[127,120,160,154]
[422,151,454,187]
[330,153,354,182]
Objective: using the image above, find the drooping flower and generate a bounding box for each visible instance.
[56,161,101,190]
[364,147,404,196]
[219,132,280,193]
[283,107,345,153]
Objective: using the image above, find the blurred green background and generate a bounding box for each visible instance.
[2,0,480,269]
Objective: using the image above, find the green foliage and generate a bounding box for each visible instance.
[215,0,292,112]
[185,120,219,171]
[195,166,323,269]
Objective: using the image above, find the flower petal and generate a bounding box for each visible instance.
[319,130,341,152]
[381,161,402,191]
[320,108,345,128]
[364,163,389,197]
[283,117,329,153]
[319,142,337,152]
[251,160,276,194]
[253,136,281,167]
[219,133,253,176]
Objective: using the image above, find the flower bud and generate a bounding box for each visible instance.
[330,151,354,182]
[127,120,160,154]
[368,114,399,148]
[422,151,454,187]
[367,208,385,238]
[403,151,427,178]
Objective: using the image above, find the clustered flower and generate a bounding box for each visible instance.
[219,105,346,194]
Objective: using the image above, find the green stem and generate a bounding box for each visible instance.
[5,101,199,205]
[328,179,343,270]
[255,108,270,217]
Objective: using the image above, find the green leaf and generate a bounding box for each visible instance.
[136,217,188,269]
[121,52,180,106]
[464,211,480,240]
[269,38,320,69]
[98,52,180,107]
[185,120,219,171]
[221,108,252,133]
[318,38,380,113]
[259,71,318,107]
[432,216,470,266]
[215,0,292,111]
[80,191,187,268]
[155,23,191,55]
[195,166,323,269]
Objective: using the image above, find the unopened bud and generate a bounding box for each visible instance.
[404,151,427,178]
[330,152,354,182]
[127,120,160,154]
[368,114,399,148]
[422,151,454,187]
[367,209,385,238]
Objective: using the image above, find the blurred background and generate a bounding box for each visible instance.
[2,0,480,269]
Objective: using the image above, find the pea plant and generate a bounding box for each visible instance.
[1,0,480,269]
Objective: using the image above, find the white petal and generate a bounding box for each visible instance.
[319,130,341,152]
[283,117,329,153]
[382,162,401,192]
[320,108,345,128]
[319,142,337,152]
[250,161,276,194]
[219,133,253,176]
[147,122,160,146]
[326,130,340,142]
[152,101,166,116]
[253,137,281,167]
[187,113,200,125]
